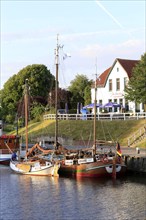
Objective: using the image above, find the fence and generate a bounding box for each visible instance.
[43,112,146,121]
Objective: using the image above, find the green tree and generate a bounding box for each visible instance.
[30,102,45,121]
[68,74,91,108]
[1,64,55,122]
[48,88,71,110]
[125,53,146,111]
[84,84,92,106]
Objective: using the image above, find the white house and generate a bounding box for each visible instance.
[91,58,144,113]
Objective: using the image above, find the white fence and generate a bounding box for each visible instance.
[43,112,146,121]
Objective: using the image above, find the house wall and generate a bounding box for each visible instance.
[91,60,143,113]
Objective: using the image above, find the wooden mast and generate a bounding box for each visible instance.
[24,79,29,156]
[55,35,59,150]
[94,72,97,155]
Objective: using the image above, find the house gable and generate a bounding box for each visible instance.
[91,57,142,113]
[96,58,139,88]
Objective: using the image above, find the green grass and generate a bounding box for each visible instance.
[7,119,146,148]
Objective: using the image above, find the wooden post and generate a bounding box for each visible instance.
[112,157,116,180]
[112,144,117,180]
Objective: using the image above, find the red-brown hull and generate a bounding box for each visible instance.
[59,161,127,178]
[0,159,10,166]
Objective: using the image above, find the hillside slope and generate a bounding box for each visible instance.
[9,119,146,147]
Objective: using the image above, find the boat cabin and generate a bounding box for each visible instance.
[0,135,20,154]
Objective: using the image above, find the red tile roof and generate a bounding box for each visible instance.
[117,58,139,78]
[97,67,111,87]
[94,58,139,88]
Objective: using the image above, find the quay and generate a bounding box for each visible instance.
[122,147,146,173]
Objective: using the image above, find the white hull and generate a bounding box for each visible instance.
[0,154,11,161]
[0,154,12,165]
[10,160,60,176]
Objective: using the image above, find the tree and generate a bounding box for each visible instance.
[125,53,146,111]
[68,74,92,109]
[30,102,45,121]
[84,84,92,106]
[47,88,71,110]
[1,64,55,122]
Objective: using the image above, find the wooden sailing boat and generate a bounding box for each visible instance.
[10,79,59,176]
[57,55,127,178]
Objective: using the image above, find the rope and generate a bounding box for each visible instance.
[106,123,115,142]
[100,120,107,141]
[4,142,13,154]
[80,133,86,147]
[87,131,92,147]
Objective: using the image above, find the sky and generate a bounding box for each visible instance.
[1,0,145,89]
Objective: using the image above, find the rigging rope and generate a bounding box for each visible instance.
[100,120,107,141]
[106,122,114,142]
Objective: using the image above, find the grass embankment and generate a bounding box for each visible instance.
[9,119,146,148]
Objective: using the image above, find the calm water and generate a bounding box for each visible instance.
[0,166,146,220]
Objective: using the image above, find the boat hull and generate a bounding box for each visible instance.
[0,154,11,165]
[10,160,60,176]
[59,160,127,178]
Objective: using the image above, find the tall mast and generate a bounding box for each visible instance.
[55,35,63,149]
[93,67,97,155]
[55,34,60,150]
[24,79,29,156]
[55,35,59,149]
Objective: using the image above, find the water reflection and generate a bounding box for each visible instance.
[1,166,146,220]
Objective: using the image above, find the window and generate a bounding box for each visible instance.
[117,67,119,72]
[119,99,123,106]
[124,77,128,89]
[125,100,129,111]
[114,99,117,103]
[109,79,112,91]
[116,78,120,91]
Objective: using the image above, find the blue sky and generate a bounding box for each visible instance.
[1,0,145,89]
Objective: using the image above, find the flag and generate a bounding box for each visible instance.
[63,53,71,60]
[116,142,122,157]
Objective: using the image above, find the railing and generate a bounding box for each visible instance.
[43,112,146,121]
[127,126,146,147]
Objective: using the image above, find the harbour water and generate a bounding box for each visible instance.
[0,166,146,220]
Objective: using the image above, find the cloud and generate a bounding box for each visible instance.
[77,38,144,58]
[2,26,144,45]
